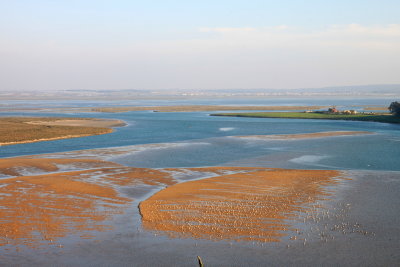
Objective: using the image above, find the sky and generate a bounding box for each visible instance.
[1,0,400,91]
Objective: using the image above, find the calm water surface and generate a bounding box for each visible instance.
[1,98,399,171]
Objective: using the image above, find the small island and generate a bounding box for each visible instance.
[0,117,126,146]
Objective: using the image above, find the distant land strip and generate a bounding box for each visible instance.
[0,117,125,146]
[91,105,329,113]
[211,112,400,124]
[362,106,389,111]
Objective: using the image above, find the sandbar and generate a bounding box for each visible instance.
[92,105,328,113]
[140,168,342,242]
[26,118,126,128]
[0,117,125,146]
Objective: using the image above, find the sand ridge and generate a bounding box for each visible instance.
[140,167,343,242]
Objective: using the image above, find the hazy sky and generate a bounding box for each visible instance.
[1,0,400,91]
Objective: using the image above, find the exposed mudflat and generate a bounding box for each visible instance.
[0,145,399,266]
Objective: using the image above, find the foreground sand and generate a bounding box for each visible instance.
[141,168,342,242]
[0,156,341,247]
[0,155,341,249]
[0,117,125,146]
[0,146,399,266]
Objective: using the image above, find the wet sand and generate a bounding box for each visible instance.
[140,168,342,242]
[0,156,344,247]
[0,157,118,177]
[237,131,373,140]
[0,157,176,249]
[0,147,399,266]
[0,170,129,249]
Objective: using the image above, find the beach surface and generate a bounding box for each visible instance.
[0,144,399,266]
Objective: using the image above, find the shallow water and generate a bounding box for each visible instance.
[1,98,400,266]
[1,98,400,171]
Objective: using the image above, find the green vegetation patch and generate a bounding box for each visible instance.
[211,112,400,124]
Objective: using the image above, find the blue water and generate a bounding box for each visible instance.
[1,98,399,171]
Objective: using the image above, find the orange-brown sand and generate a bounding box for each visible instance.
[140,167,343,242]
[238,131,373,140]
[0,170,129,248]
[0,156,344,247]
[0,158,119,177]
[0,157,175,248]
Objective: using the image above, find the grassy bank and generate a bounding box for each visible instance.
[211,112,400,124]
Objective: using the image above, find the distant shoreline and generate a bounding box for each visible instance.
[91,105,329,113]
[0,132,112,146]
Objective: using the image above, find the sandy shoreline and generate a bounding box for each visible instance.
[0,133,113,146]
